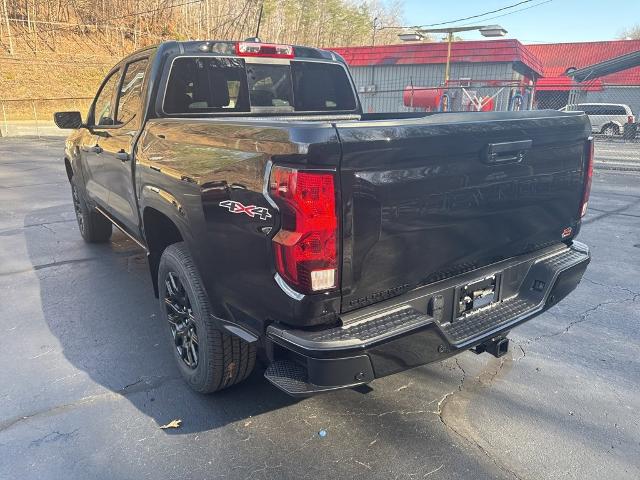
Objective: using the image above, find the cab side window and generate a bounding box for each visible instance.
[116,58,149,126]
[93,70,122,126]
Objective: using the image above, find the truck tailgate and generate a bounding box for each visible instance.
[336,110,591,312]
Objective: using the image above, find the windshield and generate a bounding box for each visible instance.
[163,57,357,114]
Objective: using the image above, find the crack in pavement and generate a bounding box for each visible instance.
[0,250,146,277]
[0,375,178,435]
[0,257,98,277]
[0,219,75,236]
[432,359,468,416]
[581,196,640,225]
[30,428,80,448]
[582,276,640,298]
[0,181,66,189]
[242,462,284,480]
[430,286,638,479]
[433,356,524,480]
[523,294,639,345]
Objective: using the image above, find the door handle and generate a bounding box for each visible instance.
[90,145,103,154]
[116,150,130,162]
[484,140,532,164]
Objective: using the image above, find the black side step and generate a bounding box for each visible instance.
[264,360,365,397]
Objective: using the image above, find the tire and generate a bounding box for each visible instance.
[71,180,112,243]
[602,124,619,136]
[158,242,256,393]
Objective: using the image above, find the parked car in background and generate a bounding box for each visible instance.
[560,103,635,136]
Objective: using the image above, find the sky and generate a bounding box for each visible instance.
[399,0,640,44]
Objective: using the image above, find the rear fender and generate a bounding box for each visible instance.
[140,187,189,296]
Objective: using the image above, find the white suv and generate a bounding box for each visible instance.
[560,103,635,136]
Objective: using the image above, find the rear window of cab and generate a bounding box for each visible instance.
[163,57,357,114]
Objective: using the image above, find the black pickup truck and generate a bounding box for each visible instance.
[55,40,592,396]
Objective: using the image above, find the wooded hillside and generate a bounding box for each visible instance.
[0,0,403,112]
[1,0,403,54]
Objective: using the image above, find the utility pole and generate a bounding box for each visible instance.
[255,2,263,38]
[2,0,14,55]
[444,32,453,85]
[399,25,507,88]
[371,17,378,46]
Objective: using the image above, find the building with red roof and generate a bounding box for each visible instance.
[334,39,543,73]
[527,40,640,86]
[332,39,640,115]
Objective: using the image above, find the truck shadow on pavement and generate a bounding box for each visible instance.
[24,205,298,433]
[25,202,626,479]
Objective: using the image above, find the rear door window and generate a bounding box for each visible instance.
[584,105,626,115]
[606,106,627,115]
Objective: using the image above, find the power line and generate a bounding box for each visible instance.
[379,0,552,30]
[460,0,555,26]
[414,0,537,28]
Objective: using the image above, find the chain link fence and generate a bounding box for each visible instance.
[353,71,640,168]
[1,76,638,170]
[0,97,92,137]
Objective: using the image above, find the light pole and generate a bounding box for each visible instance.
[399,25,507,85]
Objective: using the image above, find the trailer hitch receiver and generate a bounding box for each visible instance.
[473,336,510,358]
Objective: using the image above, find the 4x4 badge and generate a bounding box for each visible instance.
[219,200,272,220]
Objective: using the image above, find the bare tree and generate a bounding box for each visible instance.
[0,0,404,57]
[619,24,640,40]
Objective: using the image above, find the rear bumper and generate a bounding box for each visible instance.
[265,241,590,396]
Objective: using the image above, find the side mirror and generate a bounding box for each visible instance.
[53,111,84,129]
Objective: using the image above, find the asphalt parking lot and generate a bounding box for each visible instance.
[593,137,640,171]
[1,137,638,480]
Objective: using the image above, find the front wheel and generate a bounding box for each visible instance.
[602,124,619,136]
[158,242,256,393]
[71,181,112,243]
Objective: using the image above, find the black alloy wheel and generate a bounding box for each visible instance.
[157,242,256,393]
[69,178,112,243]
[164,271,199,369]
[72,184,85,236]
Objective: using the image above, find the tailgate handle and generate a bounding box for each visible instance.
[484,140,532,164]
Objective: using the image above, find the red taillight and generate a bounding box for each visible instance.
[236,42,294,58]
[580,137,594,218]
[268,166,338,293]
[628,115,635,124]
